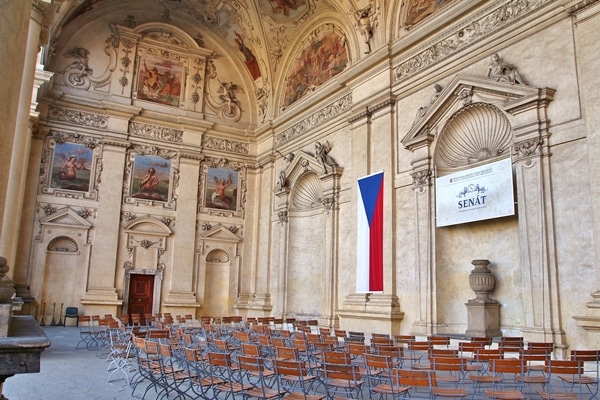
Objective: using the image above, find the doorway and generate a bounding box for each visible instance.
[128,274,155,324]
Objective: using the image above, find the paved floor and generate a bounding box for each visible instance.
[2,326,145,400]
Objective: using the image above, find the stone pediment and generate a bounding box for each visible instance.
[402,74,552,151]
[200,225,240,242]
[284,150,335,183]
[125,216,172,236]
[40,207,92,229]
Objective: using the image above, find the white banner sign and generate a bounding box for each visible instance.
[435,158,514,227]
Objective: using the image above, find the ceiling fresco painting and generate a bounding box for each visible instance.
[405,0,455,26]
[46,0,458,127]
[283,27,348,107]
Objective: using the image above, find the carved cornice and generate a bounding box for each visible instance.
[202,136,249,155]
[129,121,183,143]
[48,106,108,129]
[393,0,554,83]
[567,0,599,14]
[275,93,352,146]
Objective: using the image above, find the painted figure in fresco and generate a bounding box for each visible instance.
[138,167,160,193]
[486,53,526,85]
[315,140,337,173]
[212,174,234,206]
[143,61,163,95]
[57,155,86,181]
[235,31,261,80]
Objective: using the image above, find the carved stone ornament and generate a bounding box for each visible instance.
[394,0,552,83]
[275,93,352,146]
[48,106,108,129]
[129,121,183,143]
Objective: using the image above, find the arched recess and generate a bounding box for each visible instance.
[122,216,172,315]
[30,207,92,320]
[274,149,343,326]
[401,74,562,347]
[197,225,241,318]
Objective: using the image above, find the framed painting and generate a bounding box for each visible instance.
[131,154,171,202]
[41,133,101,200]
[50,141,93,191]
[136,53,184,107]
[204,167,239,212]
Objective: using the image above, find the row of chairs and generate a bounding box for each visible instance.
[124,328,600,400]
[80,316,600,399]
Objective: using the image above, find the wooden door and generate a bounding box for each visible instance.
[128,274,154,324]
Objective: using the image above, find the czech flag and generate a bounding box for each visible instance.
[356,171,384,293]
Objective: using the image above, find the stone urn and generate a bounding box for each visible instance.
[468,259,496,302]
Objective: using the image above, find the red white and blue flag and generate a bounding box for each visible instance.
[356,171,384,293]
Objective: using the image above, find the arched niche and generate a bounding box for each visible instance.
[401,74,561,346]
[197,225,241,317]
[274,148,343,322]
[30,207,93,317]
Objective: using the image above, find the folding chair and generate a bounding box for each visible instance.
[320,362,364,399]
[75,315,97,350]
[207,351,246,399]
[157,342,191,399]
[537,359,584,400]
[106,327,135,384]
[569,349,600,399]
[183,347,224,399]
[484,358,526,400]
[274,359,324,399]
[370,367,412,399]
[237,355,286,399]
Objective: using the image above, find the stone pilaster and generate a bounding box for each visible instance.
[163,153,201,308]
[81,140,129,307]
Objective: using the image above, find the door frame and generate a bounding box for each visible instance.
[122,267,163,315]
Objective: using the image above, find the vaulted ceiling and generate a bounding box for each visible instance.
[42,0,454,129]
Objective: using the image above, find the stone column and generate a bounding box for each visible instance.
[163,153,201,309]
[81,140,129,308]
[0,1,49,268]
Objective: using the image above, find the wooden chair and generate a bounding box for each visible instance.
[370,367,412,399]
[183,347,224,399]
[274,359,324,400]
[207,351,246,399]
[568,349,600,399]
[537,359,584,400]
[320,362,364,399]
[237,355,282,398]
[484,358,526,400]
[396,368,467,399]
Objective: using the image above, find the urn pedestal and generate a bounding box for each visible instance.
[465,259,501,337]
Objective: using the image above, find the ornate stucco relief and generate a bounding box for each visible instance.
[129,121,183,143]
[275,92,352,146]
[393,0,554,83]
[48,106,108,129]
[202,136,250,155]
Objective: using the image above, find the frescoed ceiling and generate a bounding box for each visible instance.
[43,0,455,125]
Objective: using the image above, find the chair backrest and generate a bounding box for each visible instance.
[395,368,431,388]
[323,350,351,364]
[65,307,78,316]
[241,342,261,357]
[274,359,308,378]
[276,346,299,361]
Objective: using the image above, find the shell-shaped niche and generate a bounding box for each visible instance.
[206,249,230,263]
[291,172,323,210]
[435,103,513,169]
[47,236,79,252]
